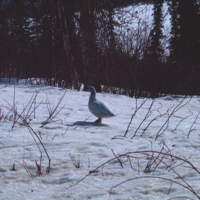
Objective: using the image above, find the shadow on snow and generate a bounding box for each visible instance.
[69,121,109,127]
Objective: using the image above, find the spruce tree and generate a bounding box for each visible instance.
[147,0,164,62]
[168,0,200,94]
[169,0,199,64]
[168,0,180,63]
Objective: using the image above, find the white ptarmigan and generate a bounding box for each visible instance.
[88,86,115,123]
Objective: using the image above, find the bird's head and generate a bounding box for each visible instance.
[88,86,96,95]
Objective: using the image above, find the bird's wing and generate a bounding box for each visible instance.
[89,99,114,118]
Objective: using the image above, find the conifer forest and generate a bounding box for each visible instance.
[0,0,200,97]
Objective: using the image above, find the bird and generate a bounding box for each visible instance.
[88,86,115,123]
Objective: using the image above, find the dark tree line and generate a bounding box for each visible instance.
[167,0,200,94]
[0,0,200,97]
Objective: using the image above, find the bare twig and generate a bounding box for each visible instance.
[111,149,123,168]
[41,90,66,127]
[19,160,34,177]
[140,104,174,136]
[4,104,51,173]
[187,111,200,138]
[172,111,193,132]
[69,153,81,168]
[109,176,200,200]
[35,160,42,176]
[124,98,148,137]
[67,147,200,200]
[3,87,42,127]
[132,99,155,138]
[155,97,192,140]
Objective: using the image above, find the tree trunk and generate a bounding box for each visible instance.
[57,0,78,89]
[80,0,96,91]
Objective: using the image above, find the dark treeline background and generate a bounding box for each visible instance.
[0,0,200,97]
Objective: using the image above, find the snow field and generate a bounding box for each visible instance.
[1,80,200,199]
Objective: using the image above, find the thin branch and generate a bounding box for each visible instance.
[132,99,155,138]
[187,111,200,138]
[124,98,148,137]
[109,176,200,200]
[111,149,123,168]
[41,90,67,127]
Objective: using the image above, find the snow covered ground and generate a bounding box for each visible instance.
[1,80,200,200]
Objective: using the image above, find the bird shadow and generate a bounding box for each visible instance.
[68,121,108,127]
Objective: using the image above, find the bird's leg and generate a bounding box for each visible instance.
[95,118,102,123]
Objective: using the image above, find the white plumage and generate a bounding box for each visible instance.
[88,86,115,123]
